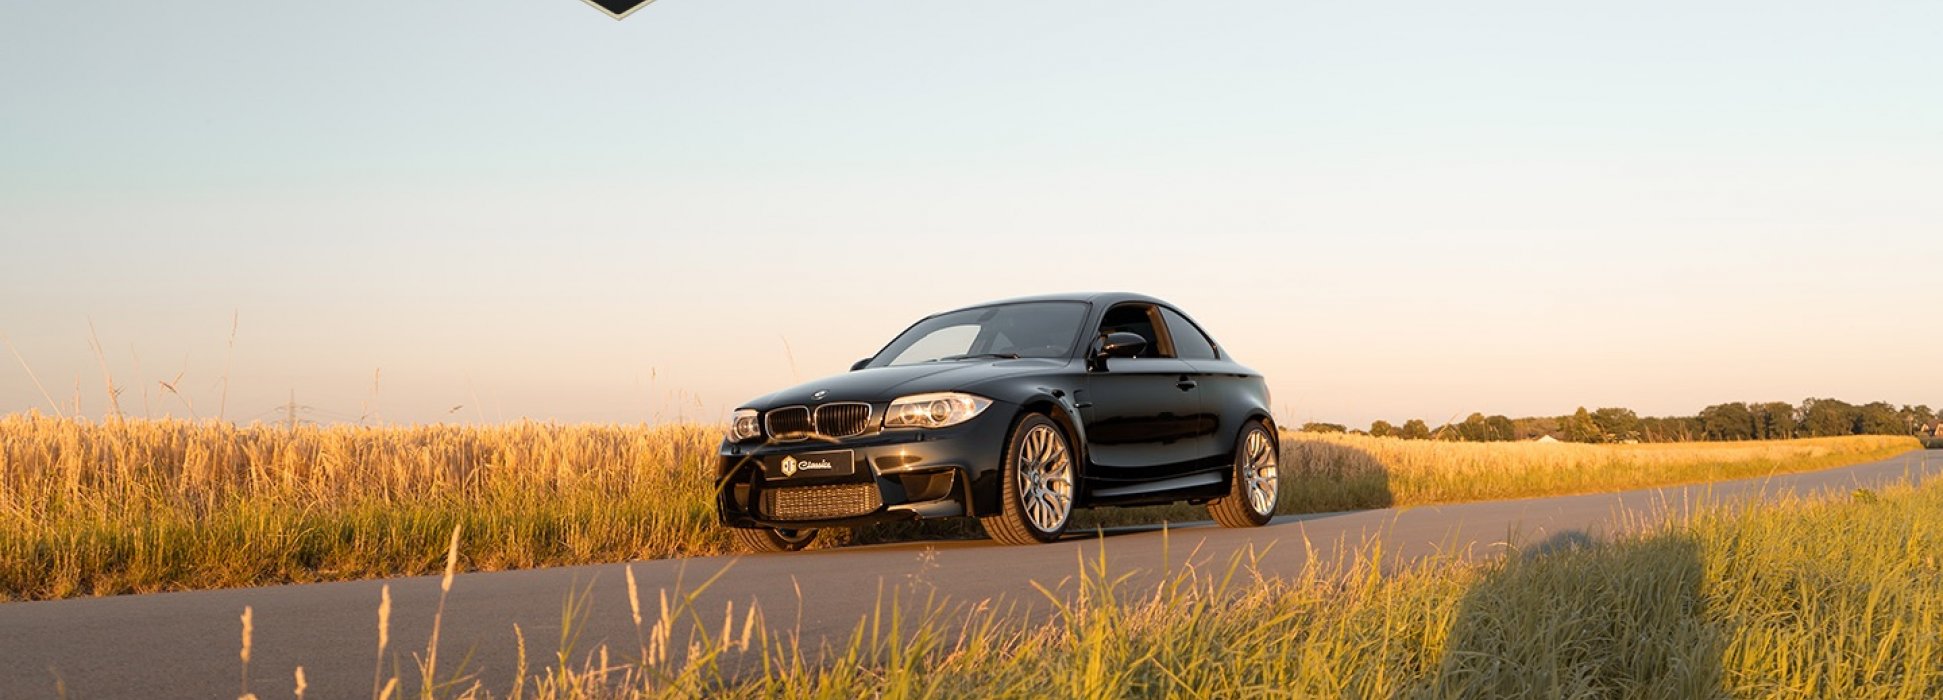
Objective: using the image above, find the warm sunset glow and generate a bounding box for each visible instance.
[3,2,1937,428]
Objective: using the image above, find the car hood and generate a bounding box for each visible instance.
[741,358,1064,408]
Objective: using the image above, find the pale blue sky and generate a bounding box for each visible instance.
[3,1,1939,428]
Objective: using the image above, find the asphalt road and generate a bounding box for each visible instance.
[4,449,1937,698]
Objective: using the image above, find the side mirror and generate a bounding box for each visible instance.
[850,358,872,372]
[1100,332,1148,358]
[1088,332,1147,370]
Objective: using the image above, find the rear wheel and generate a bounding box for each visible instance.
[731,526,818,553]
[979,414,1076,545]
[1209,421,1278,528]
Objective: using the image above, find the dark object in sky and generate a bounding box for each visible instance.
[715,292,1280,551]
[581,0,655,20]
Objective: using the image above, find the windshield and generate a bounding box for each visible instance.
[870,302,1088,367]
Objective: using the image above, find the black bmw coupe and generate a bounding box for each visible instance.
[716,292,1279,551]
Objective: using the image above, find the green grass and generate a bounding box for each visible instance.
[0,413,1920,601]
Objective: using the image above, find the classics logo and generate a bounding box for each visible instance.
[578,0,656,20]
[778,455,835,478]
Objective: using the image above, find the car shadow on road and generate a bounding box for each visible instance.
[833,435,1394,550]
[1421,529,1724,698]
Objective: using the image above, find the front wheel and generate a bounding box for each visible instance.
[979,414,1077,545]
[731,526,818,553]
[1209,421,1278,528]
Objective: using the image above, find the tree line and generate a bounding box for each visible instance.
[1300,398,1940,443]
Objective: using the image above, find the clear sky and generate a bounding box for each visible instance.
[3,1,1939,429]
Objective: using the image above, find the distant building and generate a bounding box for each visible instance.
[1532,435,1560,444]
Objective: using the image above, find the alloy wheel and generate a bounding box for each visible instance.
[1241,428,1279,516]
[1016,423,1075,533]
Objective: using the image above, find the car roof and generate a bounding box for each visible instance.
[936,292,1171,315]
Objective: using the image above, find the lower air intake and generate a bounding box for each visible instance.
[761,483,884,521]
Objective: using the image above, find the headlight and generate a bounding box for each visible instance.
[729,409,762,441]
[884,392,993,429]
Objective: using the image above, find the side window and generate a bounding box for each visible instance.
[1159,307,1218,360]
[1097,304,1171,358]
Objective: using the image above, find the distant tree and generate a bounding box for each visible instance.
[1455,413,1492,442]
[1897,404,1934,436]
[1486,415,1517,442]
[1561,407,1602,443]
[1590,407,1641,442]
[1700,402,1755,441]
[1637,417,1670,442]
[1638,416,1699,442]
[1800,398,1857,437]
[1754,401,1798,440]
[1369,420,1396,438]
[1512,416,1559,441]
[1913,405,1937,435]
[1300,422,1347,434]
[1399,419,1431,440]
[1440,397,1925,444]
[1857,402,1904,435]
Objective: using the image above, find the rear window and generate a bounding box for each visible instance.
[1159,307,1218,360]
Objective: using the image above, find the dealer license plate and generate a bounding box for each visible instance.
[765,450,856,479]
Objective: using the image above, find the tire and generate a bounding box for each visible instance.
[979,413,1078,545]
[730,526,818,553]
[1209,421,1278,528]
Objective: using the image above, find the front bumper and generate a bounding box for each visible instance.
[715,405,1014,529]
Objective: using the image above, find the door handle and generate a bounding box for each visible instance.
[1176,379,1198,391]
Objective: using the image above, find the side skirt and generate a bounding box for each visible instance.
[1084,470,1225,501]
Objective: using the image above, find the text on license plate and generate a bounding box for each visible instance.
[766,450,856,479]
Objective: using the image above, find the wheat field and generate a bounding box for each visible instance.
[0,412,1917,601]
[1276,431,1920,511]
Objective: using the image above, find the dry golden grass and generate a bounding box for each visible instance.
[0,412,1918,601]
[1275,431,1919,511]
[0,414,727,600]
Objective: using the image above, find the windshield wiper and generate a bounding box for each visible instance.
[929,352,1021,363]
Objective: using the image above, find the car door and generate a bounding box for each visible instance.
[1077,303,1204,482]
[1157,305,1232,464]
